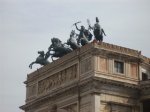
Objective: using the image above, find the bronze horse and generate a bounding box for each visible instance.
[45,38,72,61]
[29,51,50,69]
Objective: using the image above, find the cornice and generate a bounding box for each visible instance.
[140,80,150,89]
[93,77,139,89]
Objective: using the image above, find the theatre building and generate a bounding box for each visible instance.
[20,42,150,112]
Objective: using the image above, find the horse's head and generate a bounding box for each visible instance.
[51,37,62,44]
[70,30,75,37]
[38,51,45,57]
[51,37,62,48]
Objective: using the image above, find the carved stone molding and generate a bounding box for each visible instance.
[38,64,78,95]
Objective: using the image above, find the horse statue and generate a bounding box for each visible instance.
[66,30,80,50]
[45,37,72,61]
[29,51,50,69]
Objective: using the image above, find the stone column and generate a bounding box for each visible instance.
[91,94,100,112]
[108,58,113,74]
[125,62,129,77]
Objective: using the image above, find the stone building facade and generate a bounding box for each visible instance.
[20,42,150,112]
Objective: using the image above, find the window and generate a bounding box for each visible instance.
[142,72,148,81]
[114,61,124,74]
[143,100,150,112]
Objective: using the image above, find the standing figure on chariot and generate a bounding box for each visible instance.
[74,22,92,46]
[89,17,106,42]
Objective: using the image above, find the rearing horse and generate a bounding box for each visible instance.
[45,38,72,61]
[29,51,50,69]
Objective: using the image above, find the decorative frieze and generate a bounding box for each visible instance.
[38,64,77,95]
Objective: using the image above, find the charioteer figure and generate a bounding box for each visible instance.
[89,17,106,42]
[74,22,92,46]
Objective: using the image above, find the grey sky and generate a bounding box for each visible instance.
[0,0,150,111]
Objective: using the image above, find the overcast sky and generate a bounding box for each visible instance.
[0,0,150,112]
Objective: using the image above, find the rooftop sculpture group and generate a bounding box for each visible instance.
[29,17,106,69]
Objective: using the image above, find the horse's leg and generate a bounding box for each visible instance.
[45,51,50,60]
[51,56,54,61]
[29,62,35,69]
